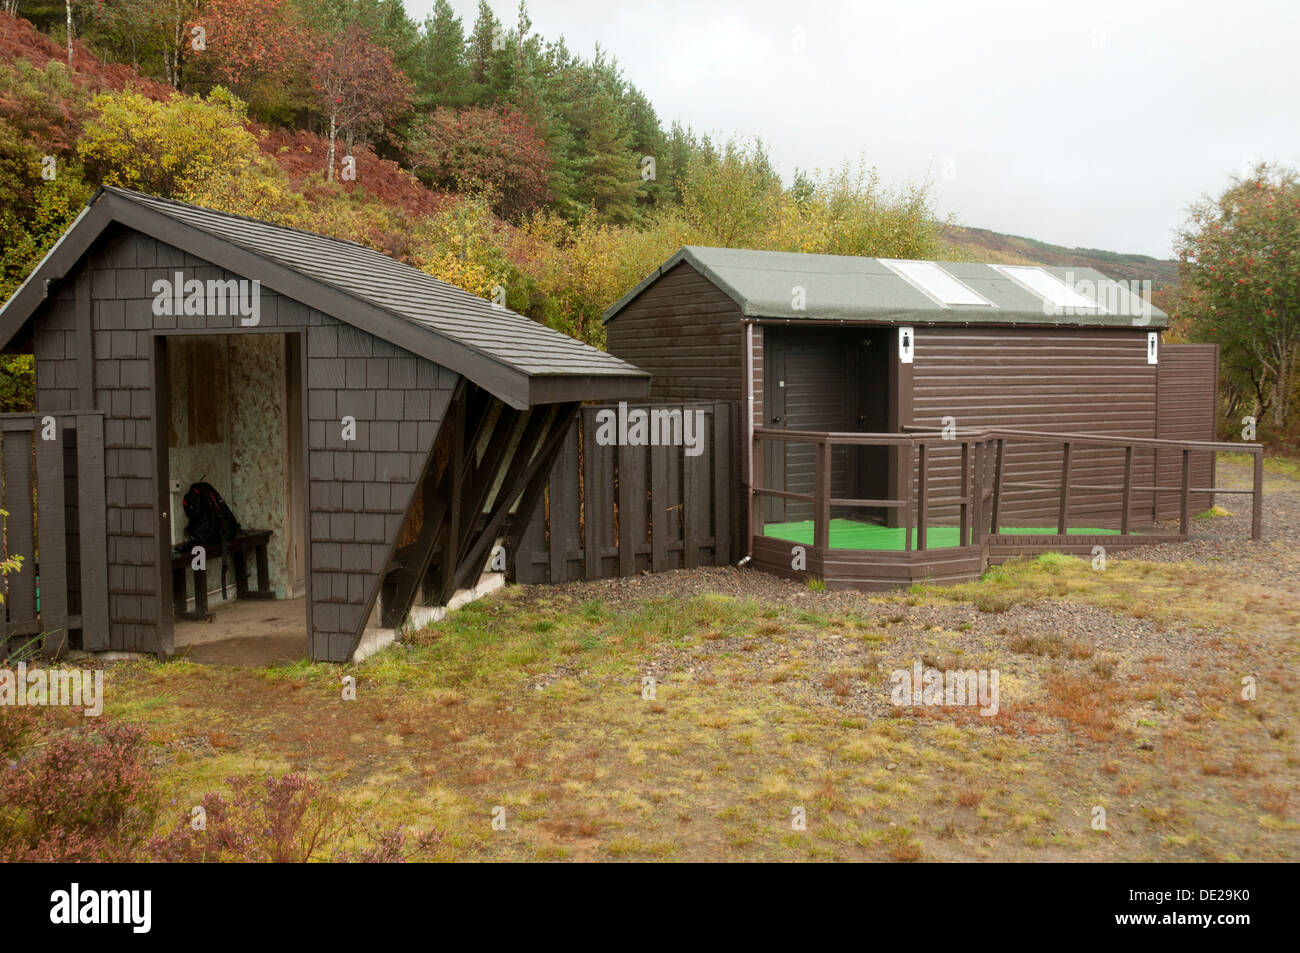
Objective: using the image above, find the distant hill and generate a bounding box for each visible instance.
[944,224,1180,288]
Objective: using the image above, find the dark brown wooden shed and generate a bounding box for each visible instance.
[604,247,1228,589]
[0,187,648,662]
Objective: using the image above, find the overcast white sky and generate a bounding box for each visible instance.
[402,0,1299,258]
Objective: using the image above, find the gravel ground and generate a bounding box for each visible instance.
[1122,458,1300,595]
[511,458,1297,728]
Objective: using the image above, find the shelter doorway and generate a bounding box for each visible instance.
[763,326,892,524]
[153,332,307,662]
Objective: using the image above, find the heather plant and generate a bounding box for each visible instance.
[151,772,443,862]
[0,719,159,862]
[338,825,444,863]
[151,773,348,862]
[0,704,39,762]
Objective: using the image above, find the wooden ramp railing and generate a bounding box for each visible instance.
[752,426,1265,558]
[751,429,998,551]
[1,412,108,658]
[942,428,1265,543]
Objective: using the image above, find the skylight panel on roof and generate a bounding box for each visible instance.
[880,260,994,307]
[990,265,1108,313]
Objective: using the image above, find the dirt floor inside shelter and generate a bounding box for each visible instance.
[173,596,307,666]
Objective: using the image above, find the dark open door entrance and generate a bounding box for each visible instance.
[152,331,309,661]
[763,327,891,526]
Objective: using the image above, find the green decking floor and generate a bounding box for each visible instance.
[763,519,1122,551]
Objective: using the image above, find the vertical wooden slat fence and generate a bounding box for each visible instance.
[510,402,739,584]
[1,412,108,658]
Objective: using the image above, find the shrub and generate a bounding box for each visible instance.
[78,86,268,199]
[151,772,444,862]
[339,825,443,863]
[0,704,39,762]
[151,773,341,863]
[409,105,552,221]
[0,720,159,862]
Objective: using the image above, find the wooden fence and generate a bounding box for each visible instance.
[1,412,108,658]
[510,402,740,584]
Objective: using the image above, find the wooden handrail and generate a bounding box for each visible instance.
[960,441,971,546]
[917,442,928,551]
[814,439,830,551]
[1058,441,1072,535]
[749,424,1266,552]
[1253,452,1264,539]
[900,425,1264,541]
[903,424,1261,456]
[756,427,995,446]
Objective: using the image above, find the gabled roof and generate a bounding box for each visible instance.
[0,187,648,408]
[603,246,1168,329]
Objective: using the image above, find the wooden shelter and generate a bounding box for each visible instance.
[0,187,648,662]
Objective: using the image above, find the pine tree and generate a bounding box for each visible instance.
[466,0,502,104]
[623,84,666,210]
[571,86,640,224]
[416,0,470,109]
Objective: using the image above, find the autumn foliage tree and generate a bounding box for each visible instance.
[408,105,551,221]
[310,23,410,182]
[192,0,311,107]
[1177,162,1300,432]
[77,86,280,201]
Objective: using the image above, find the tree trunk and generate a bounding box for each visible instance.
[65,0,74,69]
[1273,345,1292,430]
[327,111,337,182]
[172,12,184,89]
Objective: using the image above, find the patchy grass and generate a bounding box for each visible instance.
[1220,451,1300,480]
[14,541,1297,862]
[917,553,1300,636]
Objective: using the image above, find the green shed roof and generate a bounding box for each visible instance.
[603,246,1168,329]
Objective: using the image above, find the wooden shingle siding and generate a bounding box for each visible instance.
[27,228,457,659]
[93,188,645,407]
[910,326,1159,528]
[305,319,454,662]
[33,286,78,412]
[605,262,744,403]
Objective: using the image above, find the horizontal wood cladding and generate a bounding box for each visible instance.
[910,326,1160,528]
[605,262,744,403]
[986,533,1181,563]
[1156,344,1218,519]
[820,545,985,590]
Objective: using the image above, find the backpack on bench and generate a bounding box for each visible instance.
[182,482,242,598]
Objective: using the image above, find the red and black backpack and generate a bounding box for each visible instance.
[182,481,242,547]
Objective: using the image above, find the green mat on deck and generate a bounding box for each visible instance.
[763,519,1121,551]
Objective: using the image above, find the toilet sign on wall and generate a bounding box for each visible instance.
[1147,331,1158,365]
[899,326,915,364]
